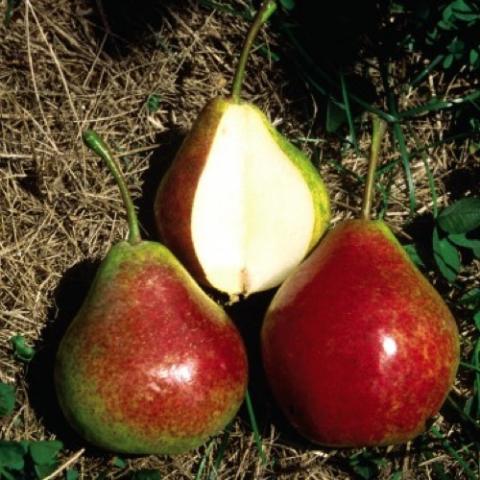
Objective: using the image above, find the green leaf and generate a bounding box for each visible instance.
[129,470,162,480]
[353,465,375,479]
[451,0,473,13]
[279,0,295,10]
[470,48,479,65]
[348,452,383,480]
[437,197,480,234]
[35,463,57,479]
[474,311,480,331]
[448,233,480,250]
[29,440,63,466]
[325,98,347,133]
[443,53,454,68]
[455,11,480,21]
[112,456,127,468]
[0,383,15,417]
[10,335,35,362]
[433,227,461,283]
[146,94,162,113]
[447,38,465,54]
[403,244,426,268]
[0,442,25,471]
[66,469,79,480]
[459,288,480,309]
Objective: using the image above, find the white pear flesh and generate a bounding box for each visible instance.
[191,103,315,296]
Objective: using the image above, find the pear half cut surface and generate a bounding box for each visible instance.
[262,220,459,447]
[155,98,330,297]
[55,241,248,454]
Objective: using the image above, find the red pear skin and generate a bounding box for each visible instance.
[56,241,247,454]
[154,99,227,286]
[262,220,460,447]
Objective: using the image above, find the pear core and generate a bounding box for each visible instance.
[191,103,316,295]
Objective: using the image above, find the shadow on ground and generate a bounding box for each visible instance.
[226,290,317,454]
[136,129,185,241]
[86,0,188,57]
[27,259,104,455]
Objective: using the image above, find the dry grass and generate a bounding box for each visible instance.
[0,0,478,478]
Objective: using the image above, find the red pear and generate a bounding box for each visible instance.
[261,118,460,447]
[55,132,247,454]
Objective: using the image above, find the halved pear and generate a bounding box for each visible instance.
[154,98,330,297]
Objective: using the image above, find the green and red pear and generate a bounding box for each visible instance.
[261,117,460,447]
[154,1,330,298]
[55,132,248,454]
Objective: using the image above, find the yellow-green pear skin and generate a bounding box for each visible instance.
[154,97,330,297]
[55,241,248,454]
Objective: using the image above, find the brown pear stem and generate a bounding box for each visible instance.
[231,1,277,103]
[82,130,142,245]
[361,115,387,220]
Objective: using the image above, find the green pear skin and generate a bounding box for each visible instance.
[55,241,248,454]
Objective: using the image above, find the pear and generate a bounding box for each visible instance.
[55,131,248,454]
[261,117,460,447]
[154,1,330,298]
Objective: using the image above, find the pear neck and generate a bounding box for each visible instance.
[82,130,142,245]
[231,1,277,103]
[361,115,387,221]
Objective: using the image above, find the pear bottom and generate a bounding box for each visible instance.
[262,220,459,447]
[55,241,247,454]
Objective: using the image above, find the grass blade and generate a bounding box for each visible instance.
[208,423,233,480]
[399,90,480,119]
[460,361,480,374]
[340,72,359,156]
[382,79,416,213]
[419,149,438,217]
[430,427,478,480]
[194,441,215,480]
[445,396,480,434]
[391,117,416,213]
[245,390,267,464]
[281,25,395,123]
[410,54,444,88]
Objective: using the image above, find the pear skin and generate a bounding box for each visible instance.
[154,99,228,287]
[154,0,329,297]
[154,98,330,296]
[55,244,247,453]
[262,220,459,447]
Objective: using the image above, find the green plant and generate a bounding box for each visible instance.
[0,440,64,480]
[0,383,15,418]
[10,335,35,363]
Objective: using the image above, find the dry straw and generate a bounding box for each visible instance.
[0,0,474,478]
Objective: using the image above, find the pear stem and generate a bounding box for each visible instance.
[231,1,277,103]
[361,115,387,221]
[82,130,142,245]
